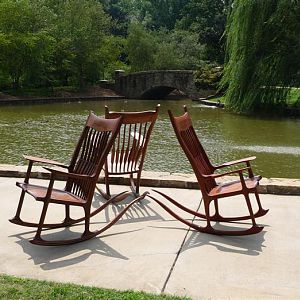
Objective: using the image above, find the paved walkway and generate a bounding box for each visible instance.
[1,177,300,299]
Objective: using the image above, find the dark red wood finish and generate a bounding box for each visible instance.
[149,106,268,236]
[98,105,160,201]
[10,112,147,245]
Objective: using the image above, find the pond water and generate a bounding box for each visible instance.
[0,99,299,178]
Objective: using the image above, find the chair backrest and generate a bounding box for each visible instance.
[168,106,217,194]
[66,112,122,200]
[105,105,160,174]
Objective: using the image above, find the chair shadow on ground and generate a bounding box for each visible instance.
[181,224,267,256]
[9,192,164,271]
[93,192,163,225]
[151,218,268,256]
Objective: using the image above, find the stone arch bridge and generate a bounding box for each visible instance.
[114,70,210,100]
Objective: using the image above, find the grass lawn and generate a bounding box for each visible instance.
[0,274,190,300]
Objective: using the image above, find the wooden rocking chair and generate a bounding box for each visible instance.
[149,106,268,236]
[98,105,160,201]
[9,112,147,246]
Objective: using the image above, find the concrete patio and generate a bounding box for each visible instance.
[1,176,300,299]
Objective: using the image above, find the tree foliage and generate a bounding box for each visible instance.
[52,0,113,87]
[0,0,123,89]
[100,0,132,36]
[222,0,300,113]
[100,0,227,63]
[0,0,229,90]
[142,0,189,30]
[125,23,156,72]
[0,0,54,88]
[178,0,227,63]
[153,29,205,70]
[125,23,204,72]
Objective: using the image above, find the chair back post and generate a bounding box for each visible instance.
[135,104,160,174]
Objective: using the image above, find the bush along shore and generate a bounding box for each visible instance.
[0,86,125,105]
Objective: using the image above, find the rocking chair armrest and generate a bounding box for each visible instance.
[24,155,68,168]
[203,167,251,179]
[43,167,92,180]
[214,156,256,169]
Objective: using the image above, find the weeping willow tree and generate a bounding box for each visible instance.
[222,0,300,113]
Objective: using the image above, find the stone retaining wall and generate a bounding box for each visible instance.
[1,164,299,195]
[0,95,124,105]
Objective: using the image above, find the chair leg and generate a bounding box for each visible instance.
[254,190,269,215]
[10,190,26,222]
[212,198,222,220]
[130,174,140,197]
[105,168,111,199]
[96,169,111,200]
[32,201,50,242]
[135,171,142,196]
[244,193,257,226]
[63,204,74,225]
[204,200,212,229]
[82,206,92,236]
[210,192,268,222]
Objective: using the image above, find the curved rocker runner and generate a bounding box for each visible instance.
[9,112,147,246]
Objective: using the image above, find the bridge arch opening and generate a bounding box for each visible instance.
[140,86,187,100]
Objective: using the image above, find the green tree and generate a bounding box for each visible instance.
[141,0,189,30]
[125,23,156,72]
[51,0,114,87]
[98,0,150,36]
[100,0,131,36]
[178,0,227,63]
[222,0,300,113]
[0,0,54,89]
[125,24,204,71]
[153,29,205,70]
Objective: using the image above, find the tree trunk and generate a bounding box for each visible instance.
[12,77,20,90]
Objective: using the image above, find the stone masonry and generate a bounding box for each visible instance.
[114,70,212,99]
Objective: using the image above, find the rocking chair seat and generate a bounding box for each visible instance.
[16,182,87,206]
[208,175,262,198]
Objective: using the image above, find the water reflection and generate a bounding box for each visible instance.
[0,99,299,178]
